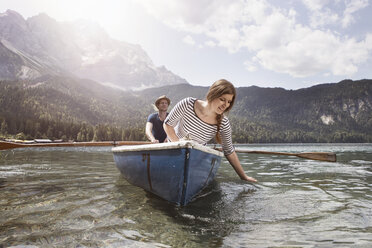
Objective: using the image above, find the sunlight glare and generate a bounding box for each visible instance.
[55,0,123,24]
[47,0,146,42]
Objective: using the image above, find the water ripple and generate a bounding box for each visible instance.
[0,144,371,247]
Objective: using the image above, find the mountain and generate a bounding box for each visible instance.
[139,79,372,142]
[1,11,371,143]
[0,9,188,89]
[1,76,371,143]
[230,79,372,142]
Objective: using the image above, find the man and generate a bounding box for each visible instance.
[145,95,170,143]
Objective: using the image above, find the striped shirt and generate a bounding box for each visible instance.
[164,97,235,155]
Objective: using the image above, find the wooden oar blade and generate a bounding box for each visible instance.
[297,152,337,162]
[0,141,22,150]
[224,148,337,162]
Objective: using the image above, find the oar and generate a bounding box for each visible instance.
[0,141,150,151]
[215,148,336,162]
[1,141,336,162]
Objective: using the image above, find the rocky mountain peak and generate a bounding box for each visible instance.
[0,10,188,89]
[0,9,28,42]
[0,9,25,23]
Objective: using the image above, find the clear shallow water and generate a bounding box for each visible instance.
[0,144,371,248]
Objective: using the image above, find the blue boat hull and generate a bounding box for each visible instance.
[112,141,222,205]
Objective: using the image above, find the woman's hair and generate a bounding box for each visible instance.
[206,79,236,144]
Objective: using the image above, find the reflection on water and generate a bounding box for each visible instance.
[0,144,372,247]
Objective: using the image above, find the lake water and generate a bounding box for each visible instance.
[0,144,371,248]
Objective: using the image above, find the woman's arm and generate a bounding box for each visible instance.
[163,123,179,142]
[163,98,191,142]
[226,151,257,182]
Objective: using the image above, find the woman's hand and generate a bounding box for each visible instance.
[226,151,258,183]
[241,175,257,183]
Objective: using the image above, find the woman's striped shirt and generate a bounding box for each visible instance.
[164,97,235,155]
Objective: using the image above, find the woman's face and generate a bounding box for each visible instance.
[210,94,234,115]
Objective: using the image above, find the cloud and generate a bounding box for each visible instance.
[255,28,372,77]
[302,0,369,28]
[205,40,217,47]
[244,60,257,72]
[183,35,196,45]
[301,0,330,11]
[137,0,219,33]
[137,0,372,78]
[307,7,340,28]
[342,0,369,28]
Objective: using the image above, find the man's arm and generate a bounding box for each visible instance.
[146,122,159,143]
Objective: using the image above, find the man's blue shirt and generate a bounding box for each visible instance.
[147,113,168,142]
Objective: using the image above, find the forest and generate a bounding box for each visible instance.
[1,77,372,143]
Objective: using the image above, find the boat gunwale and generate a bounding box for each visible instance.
[112,140,223,157]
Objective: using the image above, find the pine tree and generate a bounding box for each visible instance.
[1,120,8,135]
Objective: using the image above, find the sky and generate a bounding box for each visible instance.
[1,0,372,89]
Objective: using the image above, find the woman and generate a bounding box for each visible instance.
[163,79,257,183]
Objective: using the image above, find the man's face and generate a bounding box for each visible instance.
[157,99,169,111]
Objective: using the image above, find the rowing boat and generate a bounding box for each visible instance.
[112,141,223,206]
